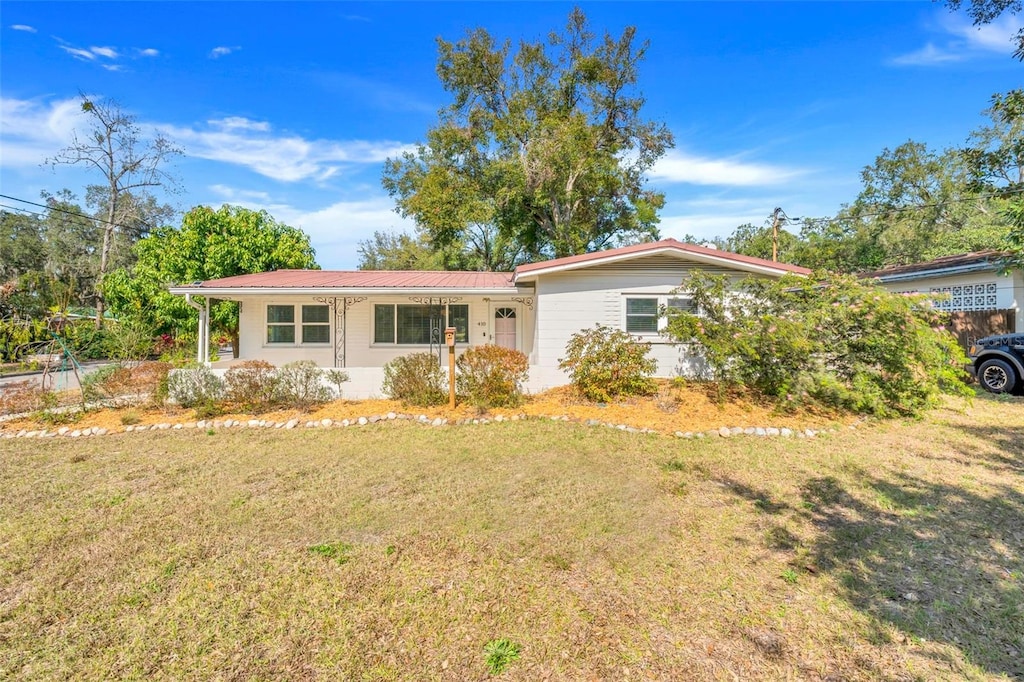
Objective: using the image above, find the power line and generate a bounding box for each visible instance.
[0,193,154,235]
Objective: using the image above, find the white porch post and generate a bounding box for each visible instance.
[185,294,211,366]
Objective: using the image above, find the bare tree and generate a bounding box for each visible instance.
[49,96,180,327]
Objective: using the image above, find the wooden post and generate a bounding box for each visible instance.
[445,327,456,409]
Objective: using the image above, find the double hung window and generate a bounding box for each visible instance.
[266,304,330,345]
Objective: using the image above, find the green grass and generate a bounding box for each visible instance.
[1,394,1022,680]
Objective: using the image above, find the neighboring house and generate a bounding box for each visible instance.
[169,239,810,398]
[865,250,1024,346]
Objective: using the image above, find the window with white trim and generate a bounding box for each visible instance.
[623,295,697,334]
[373,303,469,345]
[625,298,659,333]
[266,304,330,345]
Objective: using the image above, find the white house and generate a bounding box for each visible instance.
[168,239,811,398]
[866,250,1023,344]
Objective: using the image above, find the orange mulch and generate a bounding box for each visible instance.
[1,381,851,437]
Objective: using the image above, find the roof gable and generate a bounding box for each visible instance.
[512,238,811,281]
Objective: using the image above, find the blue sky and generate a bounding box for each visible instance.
[1,2,1021,269]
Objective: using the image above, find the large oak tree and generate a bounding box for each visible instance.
[382,8,674,266]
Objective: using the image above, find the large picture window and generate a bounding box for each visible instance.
[266,304,330,345]
[374,303,469,345]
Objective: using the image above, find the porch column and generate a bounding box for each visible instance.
[202,298,211,365]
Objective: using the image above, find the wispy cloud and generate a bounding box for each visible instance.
[90,46,118,59]
[891,12,1022,66]
[59,45,97,61]
[102,64,125,72]
[158,116,412,182]
[138,48,159,57]
[0,96,87,168]
[648,150,805,187]
[10,24,37,33]
[209,46,239,59]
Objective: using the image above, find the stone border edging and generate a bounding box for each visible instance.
[3,410,863,441]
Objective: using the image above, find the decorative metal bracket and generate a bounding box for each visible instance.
[314,296,366,367]
[511,296,535,311]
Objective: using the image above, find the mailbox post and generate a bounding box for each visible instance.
[444,327,457,409]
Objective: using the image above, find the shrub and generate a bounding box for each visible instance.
[382,352,447,406]
[456,345,528,407]
[0,379,46,415]
[81,365,135,404]
[62,323,113,361]
[167,366,224,408]
[224,360,280,410]
[559,325,657,402]
[132,361,172,403]
[324,369,350,398]
[664,272,972,417]
[275,360,332,409]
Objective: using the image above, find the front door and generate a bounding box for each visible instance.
[492,305,518,350]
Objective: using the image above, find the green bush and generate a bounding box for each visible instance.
[382,352,447,406]
[224,360,280,410]
[456,344,529,407]
[0,316,49,363]
[167,366,224,408]
[62,322,113,361]
[275,360,333,409]
[664,272,971,417]
[559,325,657,402]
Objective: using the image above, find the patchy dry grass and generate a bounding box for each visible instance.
[0,394,1022,680]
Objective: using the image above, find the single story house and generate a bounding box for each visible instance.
[169,239,811,398]
[865,250,1023,347]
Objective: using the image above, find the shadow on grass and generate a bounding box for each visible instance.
[798,466,1024,679]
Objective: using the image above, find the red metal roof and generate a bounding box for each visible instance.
[193,270,515,289]
[513,238,812,276]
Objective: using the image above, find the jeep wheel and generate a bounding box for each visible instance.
[978,358,1018,394]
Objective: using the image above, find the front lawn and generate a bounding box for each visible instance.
[1,396,1022,680]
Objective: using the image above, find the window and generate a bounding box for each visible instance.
[625,298,658,333]
[301,305,330,343]
[267,305,295,344]
[266,304,330,345]
[373,303,470,345]
[666,296,697,315]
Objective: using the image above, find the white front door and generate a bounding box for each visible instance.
[492,305,518,350]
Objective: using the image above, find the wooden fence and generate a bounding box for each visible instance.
[947,310,1017,350]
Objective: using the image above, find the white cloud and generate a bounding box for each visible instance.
[0,97,87,167]
[90,46,118,59]
[890,43,964,66]
[276,198,415,268]
[10,24,37,33]
[648,149,804,187]
[138,48,159,57]
[102,64,126,72]
[160,117,412,182]
[59,45,97,61]
[210,46,238,58]
[892,12,1022,66]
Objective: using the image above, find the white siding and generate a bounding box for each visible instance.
[532,257,748,379]
[234,294,535,368]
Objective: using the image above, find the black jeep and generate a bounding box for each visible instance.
[968,333,1024,394]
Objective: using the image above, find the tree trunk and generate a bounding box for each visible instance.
[96,194,116,329]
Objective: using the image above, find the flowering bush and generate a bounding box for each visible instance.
[664,272,971,417]
[456,344,529,407]
[559,326,657,402]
